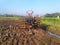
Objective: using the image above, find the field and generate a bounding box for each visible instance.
[41,17,60,35]
[0,17,60,45]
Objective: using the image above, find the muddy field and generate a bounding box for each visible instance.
[0,18,60,45]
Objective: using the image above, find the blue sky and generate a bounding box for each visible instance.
[0,0,60,15]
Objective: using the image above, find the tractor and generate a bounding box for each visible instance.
[24,10,41,30]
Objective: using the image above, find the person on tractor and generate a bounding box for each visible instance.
[25,10,39,29]
[25,10,34,29]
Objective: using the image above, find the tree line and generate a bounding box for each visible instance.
[44,13,60,17]
[0,14,21,17]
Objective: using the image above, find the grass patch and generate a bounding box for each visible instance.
[0,17,20,20]
[41,17,60,35]
[41,17,60,29]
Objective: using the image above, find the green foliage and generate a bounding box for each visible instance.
[0,14,21,17]
[41,18,60,30]
[41,17,60,35]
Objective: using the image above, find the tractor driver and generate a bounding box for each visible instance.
[25,10,39,29]
[25,10,35,29]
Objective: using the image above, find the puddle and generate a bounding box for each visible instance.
[48,31,60,38]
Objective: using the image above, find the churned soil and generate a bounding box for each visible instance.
[0,19,60,45]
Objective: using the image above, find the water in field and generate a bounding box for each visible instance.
[48,31,60,38]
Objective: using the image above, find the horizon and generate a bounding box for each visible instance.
[0,0,60,16]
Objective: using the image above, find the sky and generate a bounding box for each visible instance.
[0,0,60,15]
